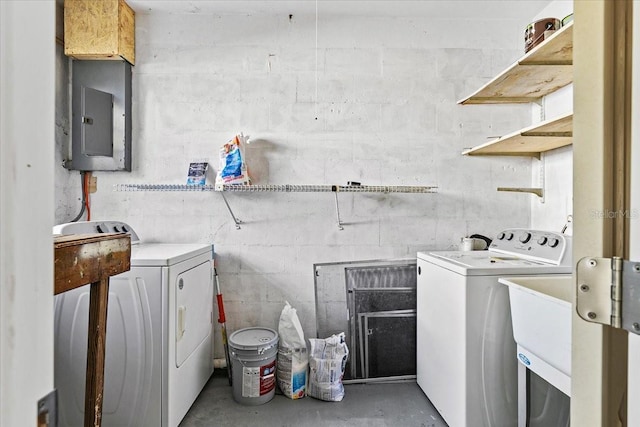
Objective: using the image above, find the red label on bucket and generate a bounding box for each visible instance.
[260,360,276,395]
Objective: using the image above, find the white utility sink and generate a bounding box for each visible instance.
[499,275,573,396]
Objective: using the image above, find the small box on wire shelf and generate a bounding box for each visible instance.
[186,162,209,186]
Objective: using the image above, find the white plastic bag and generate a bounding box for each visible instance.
[277,301,308,399]
[307,332,349,402]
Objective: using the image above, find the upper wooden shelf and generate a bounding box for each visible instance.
[458,22,573,105]
[462,112,573,157]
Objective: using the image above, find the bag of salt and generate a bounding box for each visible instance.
[215,133,251,190]
[307,332,349,402]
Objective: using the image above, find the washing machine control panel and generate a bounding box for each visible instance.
[53,220,140,243]
[490,228,571,266]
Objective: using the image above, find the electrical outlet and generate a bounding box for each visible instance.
[89,176,97,193]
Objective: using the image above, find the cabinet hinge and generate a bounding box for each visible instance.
[576,256,640,334]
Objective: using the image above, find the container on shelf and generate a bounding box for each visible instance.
[525,18,561,53]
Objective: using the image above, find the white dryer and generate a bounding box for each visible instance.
[416,228,572,427]
[53,220,214,427]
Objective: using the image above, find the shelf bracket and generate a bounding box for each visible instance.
[496,153,546,202]
[537,153,546,204]
[219,192,242,230]
[497,187,544,199]
[333,190,344,231]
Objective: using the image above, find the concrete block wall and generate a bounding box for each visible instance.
[530,0,574,233]
[55,3,78,223]
[531,84,573,233]
[55,7,545,356]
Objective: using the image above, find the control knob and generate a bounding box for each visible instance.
[96,224,104,233]
[519,232,531,243]
[548,238,560,248]
[505,232,514,241]
[537,236,548,245]
[497,232,506,240]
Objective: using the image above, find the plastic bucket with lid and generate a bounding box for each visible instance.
[228,327,279,405]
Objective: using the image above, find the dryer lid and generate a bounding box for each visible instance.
[131,243,213,266]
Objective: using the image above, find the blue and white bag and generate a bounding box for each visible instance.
[215,133,251,189]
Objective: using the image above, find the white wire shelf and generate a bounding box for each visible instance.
[113,183,438,230]
[114,183,437,193]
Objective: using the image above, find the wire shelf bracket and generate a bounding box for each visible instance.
[219,191,242,229]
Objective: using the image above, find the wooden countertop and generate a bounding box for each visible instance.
[54,233,131,294]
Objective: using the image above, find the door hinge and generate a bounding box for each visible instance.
[576,256,640,334]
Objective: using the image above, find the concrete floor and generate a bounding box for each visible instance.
[180,370,448,427]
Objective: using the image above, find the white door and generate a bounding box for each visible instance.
[0,2,55,426]
[627,3,640,424]
[573,1,636,426]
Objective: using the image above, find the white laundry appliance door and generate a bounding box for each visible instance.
[54,267,162,427]
[175,261,213,367]
[167,255,214,427]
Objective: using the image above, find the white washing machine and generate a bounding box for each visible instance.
[53,220,214,427]
[416,228,572,427]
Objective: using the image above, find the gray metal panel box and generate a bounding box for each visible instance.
[70,60,131,171]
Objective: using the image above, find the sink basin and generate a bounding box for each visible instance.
[499,275,572,396]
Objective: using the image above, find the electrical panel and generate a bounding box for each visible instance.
[69,60,131,171]
[81,86,113,157]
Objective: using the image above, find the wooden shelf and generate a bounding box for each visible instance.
[458,22,573,105]
[462,113,573,157]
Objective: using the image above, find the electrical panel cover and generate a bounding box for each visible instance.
[70,60,131,171]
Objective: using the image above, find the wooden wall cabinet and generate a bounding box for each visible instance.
[64,0,135,65]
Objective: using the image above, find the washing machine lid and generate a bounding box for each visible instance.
[417,250,572,276]
[132,243,213,266]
